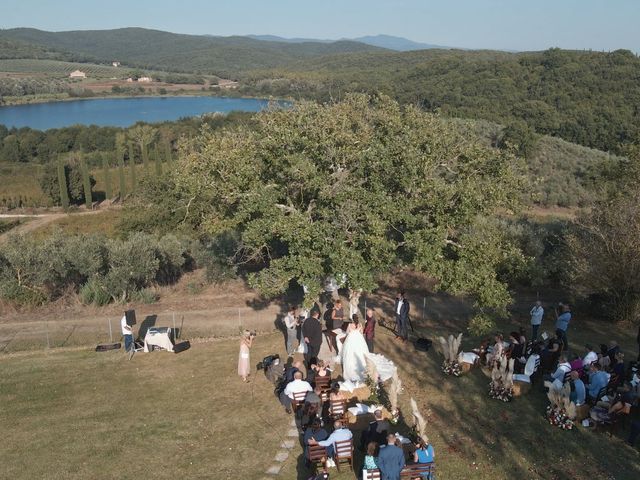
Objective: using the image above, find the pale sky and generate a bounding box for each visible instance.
[1,0,638,52]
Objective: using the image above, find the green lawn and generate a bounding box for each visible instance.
[2,288,639,480]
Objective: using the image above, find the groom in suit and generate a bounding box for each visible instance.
[377,433,405,480]
[394,291,410,342]
[302,310,323,368]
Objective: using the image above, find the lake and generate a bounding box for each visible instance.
[0,96,276,130]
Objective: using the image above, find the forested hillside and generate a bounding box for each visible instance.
[243,48,640,153]
[0,28,384,76]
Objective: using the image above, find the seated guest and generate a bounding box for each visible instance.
[362,441,379,473]
[583,344,598,367]
[300,402,321,430]
[590,390,633,423]
[540,336,562,373]
[329,382,346,402]
[569,355,583,372]
[547,354,571,387]
[598,344,611,371]
[304,385,323,408]
[280,371,312,414]
[284,360,304,384]
[486,333,504,366]
[507,332,524,359]
[360,409,390,450]
[518,327,527,347]
[413,436,435,465]
[587,363,609,400]
[308,419,353,462]
[308,359,331,386]
[612,352,625,379]
[606,341,620,365]
[303,418,328,461]
[569,370,586,406]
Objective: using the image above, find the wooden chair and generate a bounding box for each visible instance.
[400,462,436,479]
[334,438,354,472]
[291,390,308,413]
[562,369,572,385]
[363,469,381,480]
[329,399,347,420]
[315,376,331,402]
[307,444,327,472]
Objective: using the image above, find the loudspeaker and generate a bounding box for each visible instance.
[125,310,136,326]
[173,341,191,353]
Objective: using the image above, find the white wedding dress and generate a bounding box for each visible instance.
[340,327,398,384]
[341,328,370,382]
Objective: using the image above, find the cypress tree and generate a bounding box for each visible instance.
[128,142,137,193]
[102,153,112,199]
[57,158,70,209]
[118,147,126,199]
[79,153,93,209]
[141,142,149,172]
[154,146,162,176]
[163,140,173,167]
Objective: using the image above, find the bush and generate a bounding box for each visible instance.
[130,288,159,304]
[79,277,111,306]
[468,313,497,337]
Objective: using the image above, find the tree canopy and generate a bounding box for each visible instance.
[171,94,526,311]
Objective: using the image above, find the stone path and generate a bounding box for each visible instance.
[264,418,300,477]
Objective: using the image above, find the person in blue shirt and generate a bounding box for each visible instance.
[569,370,586,405]
[587,362,609,400]
[413,437,435,479]
[554,303,572,349]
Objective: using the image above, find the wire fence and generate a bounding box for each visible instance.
[0,305,283,354]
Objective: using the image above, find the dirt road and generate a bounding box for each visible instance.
[0,210,104,242]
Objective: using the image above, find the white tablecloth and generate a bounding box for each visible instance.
[144,328,174,352]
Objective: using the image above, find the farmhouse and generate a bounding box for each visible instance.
[69,70,86,79]
[112,61,121,67]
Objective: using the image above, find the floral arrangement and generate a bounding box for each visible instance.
[442,360,462,376]
[489,383,513,402]
[544,380,576,430]
[488,355,514,402]
[438,333,464,376]
[545,405,575,430]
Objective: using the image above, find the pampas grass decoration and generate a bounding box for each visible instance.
[438,336,449,361]
[410,397,428,440]
[365,355,379,384]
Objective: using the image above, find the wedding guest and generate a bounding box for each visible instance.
[238,330,254,383]
[377,433,405,480]
[284,305,299,356]
[364,308,376,352]
[530,300,544,340]
[362,441,379,475]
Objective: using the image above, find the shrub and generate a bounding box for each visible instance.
[130,288,159,304]
[79,277,111,306]
[468,313,497,337]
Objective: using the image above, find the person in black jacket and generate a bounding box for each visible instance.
[302,310,323,368]
[394,291,410,342]
[637,324,640,362]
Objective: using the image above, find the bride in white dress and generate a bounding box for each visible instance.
[341,319,370,382]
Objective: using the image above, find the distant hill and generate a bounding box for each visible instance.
[247,33,453,51]
[0,28,386,76]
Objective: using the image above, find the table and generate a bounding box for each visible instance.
[143,327,174,352]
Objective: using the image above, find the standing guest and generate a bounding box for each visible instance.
[284,305,299,356]
[394,291,410,342]
[606,341,620,364]
[332,299,345,330]
[120,312,134,352]
[583,345,598,367]
[570,370,586,406]
[362,441,379,476]
[554,303,572,349]
[377,433,405,480]
[530,300,544,340]
[303,310,324,368]
[364,308,376,353]
[238,330,254,383]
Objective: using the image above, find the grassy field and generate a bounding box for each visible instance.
[29,209,123,240]
[2,281,639,480]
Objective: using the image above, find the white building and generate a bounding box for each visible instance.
[69,70,86,79]
[138,77,152,83]
[112,61,121,67]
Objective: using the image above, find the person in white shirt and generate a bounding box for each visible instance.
[548,354,571,388]
[280,371,312,413]
[530,301,544,340]
[583,345,598,367]
[121,313,133,352]
[283,305,298,356]
[308,419,353,464]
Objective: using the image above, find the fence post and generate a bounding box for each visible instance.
[172,312,176,344]
[108,319,113,343]
[45,320,50,349]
